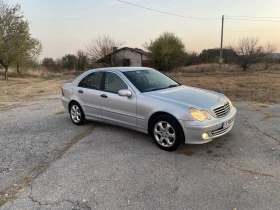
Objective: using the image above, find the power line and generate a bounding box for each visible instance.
[227,29,280,32]
[226,15,280,19]
[116,0,220,20]
[153,0,219,27]
[226,17,280,23]
[116,1,280,24]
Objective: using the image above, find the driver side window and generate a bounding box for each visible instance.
[104,72,128,94]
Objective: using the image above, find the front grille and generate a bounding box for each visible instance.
[213,103,230,118]
[211,125,232,137]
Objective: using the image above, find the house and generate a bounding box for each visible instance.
[96,47,154,67]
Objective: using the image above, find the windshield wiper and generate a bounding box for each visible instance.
[168,84,180,88]
[145,84,180,92]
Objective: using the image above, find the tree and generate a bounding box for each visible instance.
[15,38,42,75]
[263,42,277,70]
[198,48,236,64]
[85,34,124,60]
[145,32,185,71]
[184,51,199,66]
[76,50,88,71]
[230,37,265,71]
[42,58,56,71]
[62,54,77,70]
[0,1,42,80]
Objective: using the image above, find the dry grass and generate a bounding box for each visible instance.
[0,70,79,110]
[168,66,280,104]
[175,63,280,73]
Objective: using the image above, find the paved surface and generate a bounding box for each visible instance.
[1,95,280,210]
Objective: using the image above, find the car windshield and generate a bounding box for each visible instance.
[123,69,180,93]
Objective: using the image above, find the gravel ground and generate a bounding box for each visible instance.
[1,95,280,210]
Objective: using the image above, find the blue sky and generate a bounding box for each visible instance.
[7,0,280,58]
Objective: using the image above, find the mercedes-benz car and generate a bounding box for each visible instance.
[61,67,236,151]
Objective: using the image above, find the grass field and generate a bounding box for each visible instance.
[168,69,280,104]
[1,65,280,111]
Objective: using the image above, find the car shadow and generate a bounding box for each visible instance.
[82,120,233,158]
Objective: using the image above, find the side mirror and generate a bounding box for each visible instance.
[118,89,132,98]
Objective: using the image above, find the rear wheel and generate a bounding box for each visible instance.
[69,102,85,125]
[150,114,184,151]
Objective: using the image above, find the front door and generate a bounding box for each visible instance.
[100,72,137,127]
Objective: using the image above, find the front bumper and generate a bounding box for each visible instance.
[179,107,237,144]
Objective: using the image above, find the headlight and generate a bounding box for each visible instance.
[189,108,211,122]
[201,110,211,120]
[227,98,233,108]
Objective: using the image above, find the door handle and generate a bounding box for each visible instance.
[101,94,107,98]
[78,90,83,93]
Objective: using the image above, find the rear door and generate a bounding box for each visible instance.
[76,72,103,120]
[100,71,137,127]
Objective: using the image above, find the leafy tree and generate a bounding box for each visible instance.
[145,32,185,71]
[24,57,41,70]
[62,54,77,70]
[85,34,124,60]
[230,37,265,71]
[15,38,42,75]
[0,1,42,80]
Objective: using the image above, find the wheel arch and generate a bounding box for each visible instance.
[148,111,179,135]
[68,100,81,112]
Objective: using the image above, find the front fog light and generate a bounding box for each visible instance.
[202,133,209,139]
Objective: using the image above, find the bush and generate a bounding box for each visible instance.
[145,32,185,72]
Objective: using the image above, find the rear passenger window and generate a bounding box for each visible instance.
[78,72,102,90]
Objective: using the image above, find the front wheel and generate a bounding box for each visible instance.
[150,115,184,151]
[69,102,85,125]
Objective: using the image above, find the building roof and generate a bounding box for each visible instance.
[96,47,150,63]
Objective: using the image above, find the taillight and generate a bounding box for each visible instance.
[61,88,64,96]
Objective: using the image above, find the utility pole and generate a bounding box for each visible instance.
[219,15,224,70]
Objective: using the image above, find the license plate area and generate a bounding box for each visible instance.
[222,117,235,129]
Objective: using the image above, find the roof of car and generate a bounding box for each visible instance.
[89,67,154,73]
[72,67,155,85]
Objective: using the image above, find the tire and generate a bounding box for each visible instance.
[69,102,85,125]
[150,114,184,151]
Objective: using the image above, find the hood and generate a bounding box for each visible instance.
[144,85,228,110]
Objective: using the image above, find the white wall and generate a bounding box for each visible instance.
[111,49,144,66]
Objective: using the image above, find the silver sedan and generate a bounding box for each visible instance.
[61,67,236,151]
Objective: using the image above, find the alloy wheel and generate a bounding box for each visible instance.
[70,105,81,123]
[154,121,176,147]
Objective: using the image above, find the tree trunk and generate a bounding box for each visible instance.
[17,63,21,75]
[4,67,8,80]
